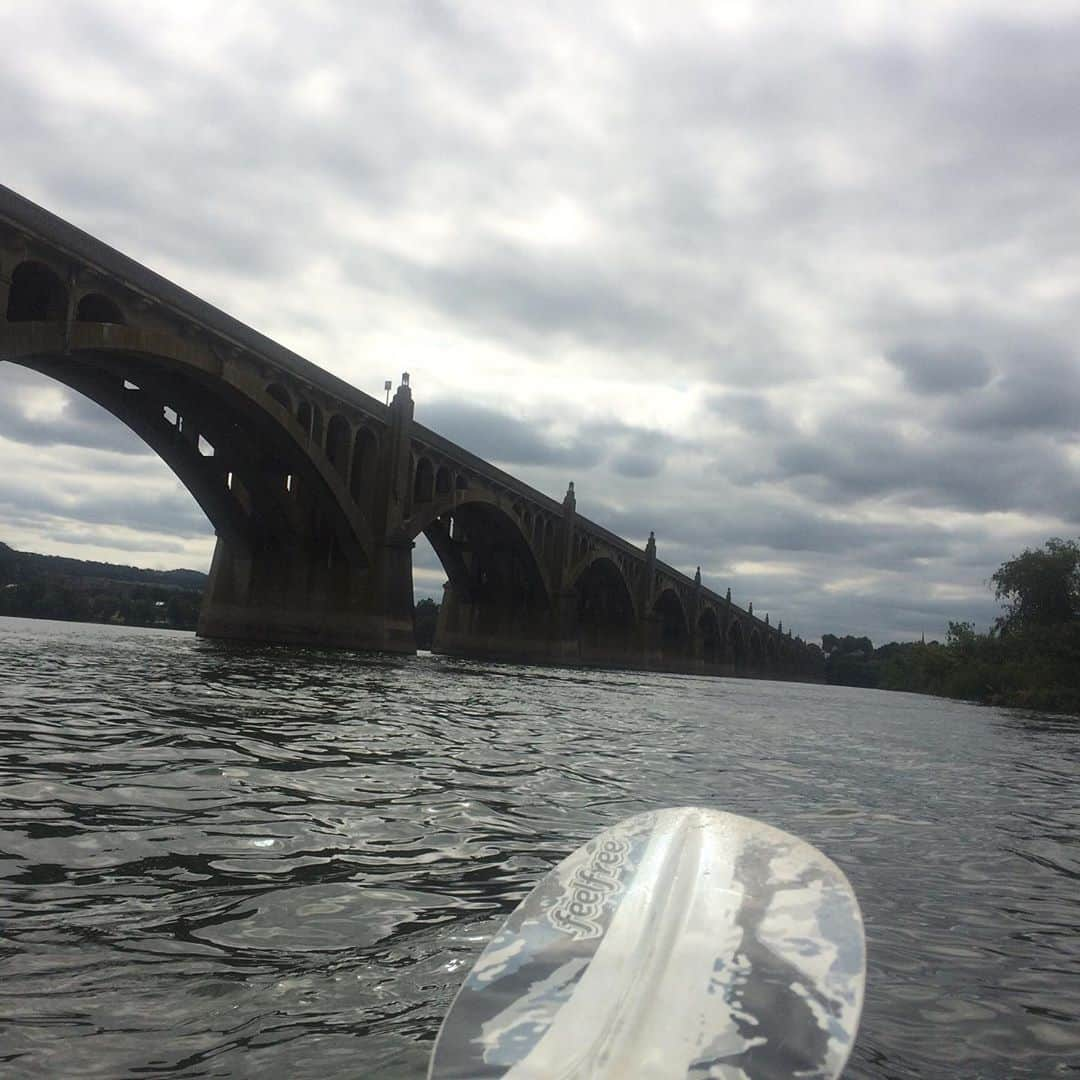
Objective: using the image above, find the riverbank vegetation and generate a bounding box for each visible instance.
[825,538,1080,715]
[0,542,205,630]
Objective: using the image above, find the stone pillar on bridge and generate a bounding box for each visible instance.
[198,373,418,653]
[691,565,703,667]
[559,481,576,577]
[641,531,660,664]
[555,481,580,659]
[371,374,417,651]
[721,587,734,673]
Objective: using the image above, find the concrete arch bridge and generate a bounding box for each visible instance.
[0,186,819,681]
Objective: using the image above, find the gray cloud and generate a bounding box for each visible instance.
[769,426,1079,518]
[0,476,209,540]
[705,390,789,434]
[947,353,1080,436]
[612,452,663,479]
[417,400,699,480]
[885,343,993,394]
[418,401,603,469]
[0,365,152,456]
[390,246,680,358]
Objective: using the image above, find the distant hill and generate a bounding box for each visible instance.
[0,541,207,590]
[0,542,207,630]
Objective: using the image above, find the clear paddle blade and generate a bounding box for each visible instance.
[430,807,866,1079]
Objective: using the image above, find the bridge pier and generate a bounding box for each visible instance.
[198,534,416,652]
[431,581,562,663]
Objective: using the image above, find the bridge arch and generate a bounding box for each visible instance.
[75,292,124,324]
[0,322,376,566]
[266,382,291,411]
[7,260,67,322]
[573,554,637,661]
[350,426,378,504]
[406,489,552,598]
[413,456,434,505]
[419,494,553,654]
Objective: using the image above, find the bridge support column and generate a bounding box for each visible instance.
[432,581,563,664]
[373,533,417,653]
[641,613,662,668]
[197,534,416,652]
[555,588,581,661]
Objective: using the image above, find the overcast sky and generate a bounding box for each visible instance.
[2,0,1078,645]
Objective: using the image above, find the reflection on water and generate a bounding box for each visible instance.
[1,616,1078,1078]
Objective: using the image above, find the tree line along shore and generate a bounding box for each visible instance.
[823,538,1080,716]
[3,538,1077,715]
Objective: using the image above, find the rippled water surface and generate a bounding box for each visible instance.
[1,616,1078,1078]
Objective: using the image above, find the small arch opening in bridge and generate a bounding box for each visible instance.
[123,379,140,392]
[267,383,291,412]
[350,427,378,502]
[75,293,124,324]
[455,473,468,491]
[654,589,688,657]
[326,414,350,479]
[6,261,67,322]
[533,515,544,550]
[163,406,179,427]
[226,470,234,491]
[414,457,434,504]
[435,466,451,496]
[198,436,215,458]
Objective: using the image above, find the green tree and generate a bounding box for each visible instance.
[946,620,978,653]
[991,537,1080,632]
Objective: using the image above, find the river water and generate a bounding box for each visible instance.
[1,616,1077,1078]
